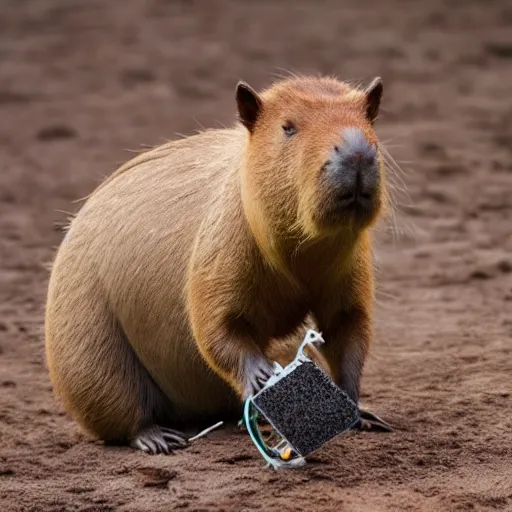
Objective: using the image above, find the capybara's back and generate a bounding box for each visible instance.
[45,129,245,445]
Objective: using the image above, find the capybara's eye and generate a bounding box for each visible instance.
[282,121,297,137]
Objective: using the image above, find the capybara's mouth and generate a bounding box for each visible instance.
[314,189,381,231]
[334,190,376,212]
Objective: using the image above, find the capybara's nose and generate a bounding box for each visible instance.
[327,128,380,205]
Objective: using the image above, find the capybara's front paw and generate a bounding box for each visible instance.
[242,353,275,399]
[353,409,393,432]
[131,425,189,454]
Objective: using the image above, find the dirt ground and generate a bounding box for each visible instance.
[1,0,511,510]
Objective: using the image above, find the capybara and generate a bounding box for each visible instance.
[45,75,392,454]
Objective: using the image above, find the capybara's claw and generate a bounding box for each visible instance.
[243,353,275,399]
[131,425,189,454]
[353,409,394,432]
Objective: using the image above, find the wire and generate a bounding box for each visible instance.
[189,421,224,442]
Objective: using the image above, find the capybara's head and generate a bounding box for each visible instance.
[238,76,387,241]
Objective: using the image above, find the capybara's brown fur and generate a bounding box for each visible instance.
[45,75,389,452]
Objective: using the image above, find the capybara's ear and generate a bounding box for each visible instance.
[236,81,263,133]
[365,77,383,123]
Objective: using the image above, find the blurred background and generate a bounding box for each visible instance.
[1,1,511,511]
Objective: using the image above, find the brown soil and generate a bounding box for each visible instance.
[1,1,511,511]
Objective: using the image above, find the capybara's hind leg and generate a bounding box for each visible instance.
[45,288,188,454]
[131,426,188,454]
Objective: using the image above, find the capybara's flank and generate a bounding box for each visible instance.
[45,75,391,454]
